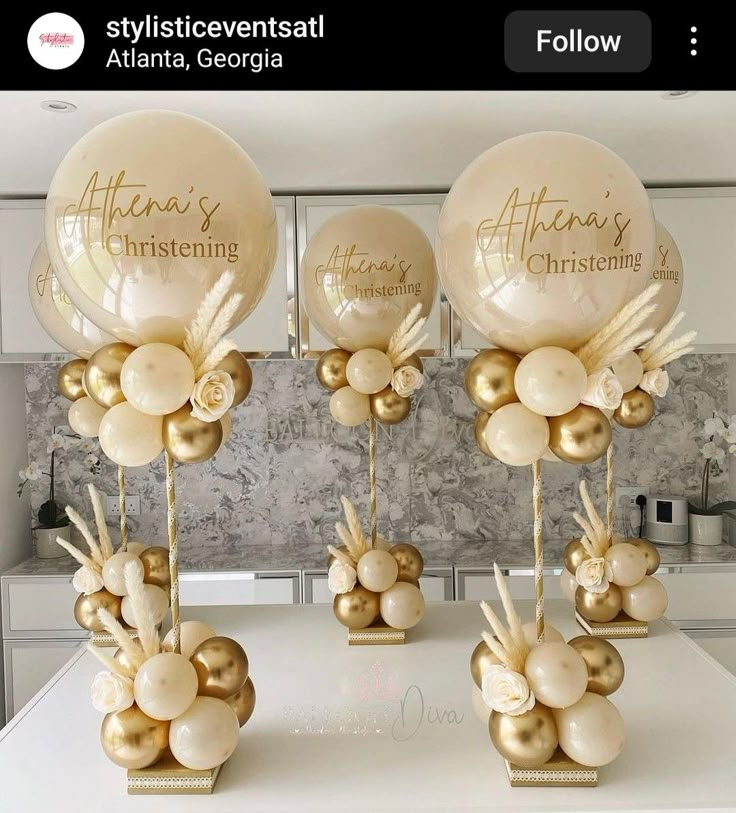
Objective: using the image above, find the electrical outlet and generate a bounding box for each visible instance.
[616,487,649,537]
[616,486,649,508]
[105,495,141,517]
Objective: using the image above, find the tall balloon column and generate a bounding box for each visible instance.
[41,110,276,792]
[300,206,435,643]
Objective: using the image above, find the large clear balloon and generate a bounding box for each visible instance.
[300,205,436,352]
[46,110,277,347]
[643,221,684,333]
[436,132,656,354]
[28,242,112,358]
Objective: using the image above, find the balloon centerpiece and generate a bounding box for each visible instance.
[562,481,667,637]
[471,565,625,785]
[327,498,425,644]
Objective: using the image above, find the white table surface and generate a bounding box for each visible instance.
[1,600,735,813]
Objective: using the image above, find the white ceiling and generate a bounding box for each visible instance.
[1,90,735,194]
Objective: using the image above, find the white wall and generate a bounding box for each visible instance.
[0,364,31,726]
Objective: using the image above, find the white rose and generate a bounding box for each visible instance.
[91,671,134,714]
[392,366,424,398]
[582,369,623,411]
[190,370,236,423]
[481,665,536,716]
[72,565,104,595]
[576,557,613,594]
[328,561,357,594]
[639,368,669,398]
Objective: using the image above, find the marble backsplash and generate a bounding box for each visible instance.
[24,355,730,567]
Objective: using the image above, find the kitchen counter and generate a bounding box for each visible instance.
[1,600,735,812]
[7,538,736,577]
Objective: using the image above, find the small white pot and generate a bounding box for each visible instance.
[33,525,70,559]
[688,513,724,547]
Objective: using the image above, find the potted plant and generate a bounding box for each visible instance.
[18,427,101,559]
[688,412,736,546]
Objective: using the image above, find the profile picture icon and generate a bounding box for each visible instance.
[27,12,85,70]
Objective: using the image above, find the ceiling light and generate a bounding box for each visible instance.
[41,100,77,113]
[661,91,696,100]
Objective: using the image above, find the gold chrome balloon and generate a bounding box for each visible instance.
[564,538,590,574]
[489,704,559,769]
[464,349,520,413]
[74,590,122,631]
[327,544,352,568]
[470,639,500,688]
[163,405,223,464]
[626,537,661,575]
[333,585,380,629]
[370,387,411,425]
[614,388,656,429]
[139,546,171,588]
[100,704,170,769]
[390,543,424,582]
[548,404,612,465]
[217,351,253,407]
[190,636,249,700]
[575,584,623,623]
[225,677,256,727]
[404,353,424,374]
[568,636,625,696]
[57,359,87,401]
[316,348,351,391]
[474,412,495,458]
[84,343,135,408]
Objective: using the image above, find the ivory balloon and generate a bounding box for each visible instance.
[470,640,501,688]
[316,348,351,391]
[57,358,87,401]
[620,575,668,621]
[68,396,107,438]
[379,581,425,630]
[645,222,685,333]
[300,206,436,352]
[464,349,520,412]
[84,343,135,408]
[548,405,612,465]
[522,622,564,648]
[225,677,256,727]
[613,389,656,429]
[162,620,216,659]
[333,585,380,629]
[560,569,578,603]
[346,349,393,395]
[484,402,550,466]
[217,351,253,407]
[390,543,424,582]
[524,642,588,709]
[575,584,623,623]
[100,705,169,769]
[489,705,559,769]
[568,636,625,696]
[605,542,648,587]
[626,537,661,575]
[139,546,171,588]
[612,351,644,393]
[554,692,625,766]
[126,541,147,556]
[99,403,164,467]
[190,636,249,699]
[73,590,122,631]
[169,696,240,771]
[121,584,169,627]
[370,387,411,425]
[436,132,655,354]
[134,652,198,721]
[28,242,112,358]
[163,405,223,464]
[46,110,277,347]
[564,538,590,573]
[120,343,195,415]
[102,551,144,597]
[514,347,588,417]
[474,412,495,458]
[357,549,399,592]
[329,386,371,427]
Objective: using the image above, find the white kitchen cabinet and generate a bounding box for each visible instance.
[179,571,300,606]
[296,195,448,356]
[686,629,736,675]
[1,576,80,639]
[455,567,565,603]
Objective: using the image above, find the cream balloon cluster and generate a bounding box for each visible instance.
[326,497,426,631]
[88,565,255,772]
[55,484,171,634]
[471,565,626,769]
[316,304,429,428]
[561,481,668,625]
[58,271,253,467]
